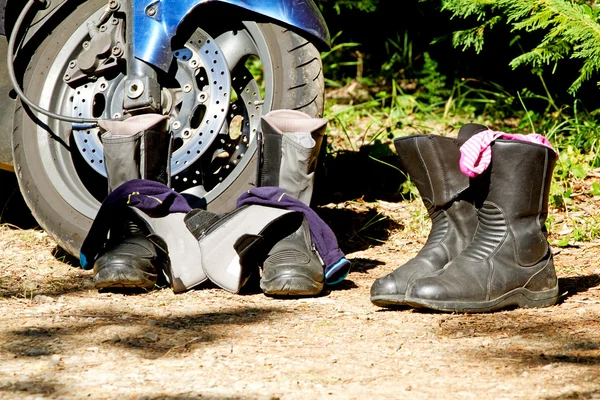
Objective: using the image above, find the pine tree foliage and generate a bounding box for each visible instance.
[441,0,497,19]
[440,0,600,94]
[324,0,380,14]
[450,16,502,52]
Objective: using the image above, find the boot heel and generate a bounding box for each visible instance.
[517,285,559,308]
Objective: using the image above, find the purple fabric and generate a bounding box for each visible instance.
[107,179,192,215]
[236,187,349,280]
[79,179,191,269]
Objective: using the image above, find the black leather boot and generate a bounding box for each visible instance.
[405,139,558,312]
[370,124,487,307]
[93,116,172,290]
[260,218,324,296]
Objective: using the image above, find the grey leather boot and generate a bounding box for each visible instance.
[258,110,328,296]
[370,124,488,307]
[260,218,324,296]
[260,109,327,205]
[405,139,558,312]
[93,115,172,290]
[100,114,171,191]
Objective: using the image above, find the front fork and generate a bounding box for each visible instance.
[122,0,161,114]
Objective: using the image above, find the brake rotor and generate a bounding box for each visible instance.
[71,26,262,191]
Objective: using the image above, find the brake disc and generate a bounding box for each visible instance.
[71,26,262,191]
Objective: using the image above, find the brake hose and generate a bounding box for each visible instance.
[7,0,101,124]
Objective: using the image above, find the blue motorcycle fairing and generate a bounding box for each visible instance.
[134,0,330,72]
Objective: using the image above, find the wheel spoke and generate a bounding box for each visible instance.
[215,30,258,71]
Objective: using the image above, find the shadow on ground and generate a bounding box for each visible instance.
[50,245,83,267]
[316,206,403,254]
[543,390,600,399]
[314,150,404,206]
[2,305,289,359]
[0,170,38,229]
[0,381,258,400]
[0,272,92,299]
[558,274,600,303]
[431,281,600,369]
[343,257,386,274]
[0,304,289,398]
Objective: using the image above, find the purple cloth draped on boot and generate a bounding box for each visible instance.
[79,179,191,269]
[236,187,351,285]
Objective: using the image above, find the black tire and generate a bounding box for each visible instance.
[12,0,324,257]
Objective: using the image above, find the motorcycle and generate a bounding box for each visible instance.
[0,0,329,257]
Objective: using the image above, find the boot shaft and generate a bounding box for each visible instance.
[394,132,487,261]
[487,139,555,218]
[394,135,469,208]
[259,110,327,205]
[100,114,171,192]
[480,139,556,265]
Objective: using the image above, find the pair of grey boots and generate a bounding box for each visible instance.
[370,124,559,313]
[92,110,327,296]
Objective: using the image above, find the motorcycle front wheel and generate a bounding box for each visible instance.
[13,0,324,257]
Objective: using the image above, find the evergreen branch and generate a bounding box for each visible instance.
[442,0,600,93]
[509,43,570,68]
[569,57,600,94]
[441,0,498,20]
[451,16,502,52]
[505,0,600,94]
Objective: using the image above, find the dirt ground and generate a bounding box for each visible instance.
[1,169,600,400]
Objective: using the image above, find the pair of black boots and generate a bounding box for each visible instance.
[370,124,559,313]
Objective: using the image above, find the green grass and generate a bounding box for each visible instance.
[322,41,600,247]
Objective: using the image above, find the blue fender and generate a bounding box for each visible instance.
[134,0,330,72]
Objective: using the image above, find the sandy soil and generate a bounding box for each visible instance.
[1,172,599,400]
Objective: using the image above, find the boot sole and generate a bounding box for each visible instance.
[94,264,157,289]
[260,274,324,296]
[405,285,559,313]
[370,294,407,307]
